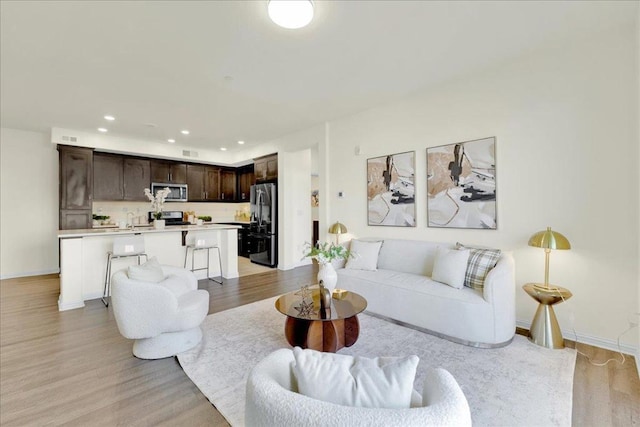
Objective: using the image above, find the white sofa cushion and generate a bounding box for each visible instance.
[127,256,164,283]
[377,239,444,276]
[292,347,419,409]
[345,239,383,271]
[456,242,501,290]
[432,247,470,289]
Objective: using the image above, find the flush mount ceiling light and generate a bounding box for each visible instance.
[268,0,314,29]
[220,147,228,151]
[103,115,115,121]
[181,130,190,135]
[237,140,245,145]
[97,128,108,133]
[167,139,175,143]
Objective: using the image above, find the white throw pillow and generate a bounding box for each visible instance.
[292,347,418,409]
[345,240,383,271]
[127,257,165,283]
[431,247,470,289]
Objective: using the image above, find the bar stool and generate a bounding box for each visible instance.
[102,235,148,307]
[184,232,223,284]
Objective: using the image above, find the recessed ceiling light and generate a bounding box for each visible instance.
[104,115,115,121]
[220,147,228,151]
[237,140,245,145]
[97,128,108,133]
[181,130,190,135]
[268,0,314,29]
[167,139,175,143]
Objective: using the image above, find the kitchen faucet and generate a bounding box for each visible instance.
[127,211,136,229]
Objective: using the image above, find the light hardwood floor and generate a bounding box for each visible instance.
[1,269,638,426]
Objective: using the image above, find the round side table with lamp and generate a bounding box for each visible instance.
[524,227,572,349]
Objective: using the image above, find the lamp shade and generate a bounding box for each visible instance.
[528,227,571,250]
[328,222,348,235]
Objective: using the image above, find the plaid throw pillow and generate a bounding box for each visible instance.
[456,242,501,290]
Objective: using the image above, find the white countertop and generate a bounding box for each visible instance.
[58,223,241,238]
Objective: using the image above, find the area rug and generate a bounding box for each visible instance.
[177,297,576,426]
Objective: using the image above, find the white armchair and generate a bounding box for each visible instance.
[111,265,209,359]
[245,348,472,427]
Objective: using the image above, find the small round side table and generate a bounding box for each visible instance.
[523,283,572,349]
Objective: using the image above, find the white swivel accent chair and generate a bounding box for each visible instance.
[111,265,209,359]
[245,348,472,427]
[102,235,148,307]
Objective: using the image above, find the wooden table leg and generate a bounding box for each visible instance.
[344,316,360,347]
[284,315,361,353]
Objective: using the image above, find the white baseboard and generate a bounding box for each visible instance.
[516,319,637,355]
[1,268,60,280]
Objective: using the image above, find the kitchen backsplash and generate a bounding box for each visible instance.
[93,201,250,225]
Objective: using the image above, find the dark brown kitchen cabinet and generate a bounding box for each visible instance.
[93,153,124,201]
[60,210,93,230]
[150,160,187,184]
[186,165,206,201]
[59,146,93,229]
[237,165,254,201]
[254,153,277,182]
[187,165,221,201]
[204,167,221,201]
[123,158,150,201]
[220,169,236,201]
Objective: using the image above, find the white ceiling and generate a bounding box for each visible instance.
[1,1,636,153]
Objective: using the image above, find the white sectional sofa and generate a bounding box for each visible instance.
[336,239,515,347]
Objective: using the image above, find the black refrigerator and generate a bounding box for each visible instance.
[249,183,277,267]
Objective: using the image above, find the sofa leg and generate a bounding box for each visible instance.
[132,327,203,359]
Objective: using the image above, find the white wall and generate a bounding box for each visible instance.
[1,128,59,278]
[278,149,312,270]
[324,27,639,351]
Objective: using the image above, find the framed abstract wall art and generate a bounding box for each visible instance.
[367,151,415,227]
[426,137,497,229]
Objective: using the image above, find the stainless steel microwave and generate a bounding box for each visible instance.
[150,182,188,202]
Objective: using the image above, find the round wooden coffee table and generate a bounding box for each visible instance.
[275,286,367,353]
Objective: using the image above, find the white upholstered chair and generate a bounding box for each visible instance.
[245,348,472,427]
[111,265,209,359]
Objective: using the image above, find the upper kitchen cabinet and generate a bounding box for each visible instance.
[220,169,236,201]
[204,167,221,201]
[187,165,221,201]
[254,153,277,182]
[186,165,205,201]
[59,145,93,229]
[123,158,150,201]
[59,145,93,210]
[150,160,187,184]
[93,153,123,201]
[237,165,254,201]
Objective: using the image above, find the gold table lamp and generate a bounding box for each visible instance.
[524,227,572,349]
[328,221,348,245]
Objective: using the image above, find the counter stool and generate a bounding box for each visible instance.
[102,235,148,307]
[184,233,223,284]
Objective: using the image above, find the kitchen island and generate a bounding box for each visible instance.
[57,224,240,311]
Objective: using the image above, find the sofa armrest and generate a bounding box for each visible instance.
[482,253,515,305]
[481,253,516,343]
